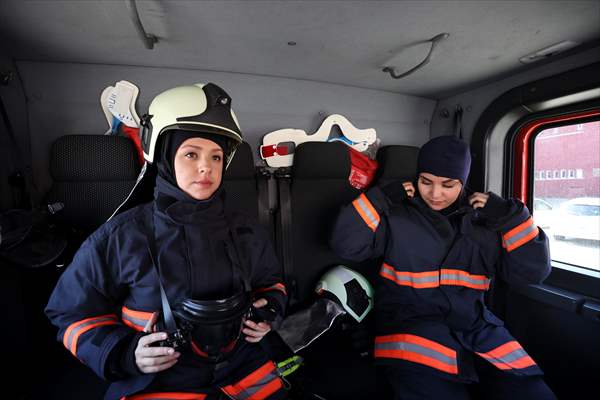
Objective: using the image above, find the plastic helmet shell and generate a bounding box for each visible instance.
[140,83,243,168]
[315,265,374,322]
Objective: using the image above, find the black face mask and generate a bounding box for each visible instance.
[170,291,253,362]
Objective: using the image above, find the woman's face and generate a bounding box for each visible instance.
[417,172,462,211]
[174,137,224,200]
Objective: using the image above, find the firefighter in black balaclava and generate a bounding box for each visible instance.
[46,83,288,399]
[331,135,556,399]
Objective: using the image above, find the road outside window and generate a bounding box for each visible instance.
[533,121,600,274]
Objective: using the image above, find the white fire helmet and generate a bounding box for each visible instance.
[140,82,243,169]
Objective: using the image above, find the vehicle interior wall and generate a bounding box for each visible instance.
[14,60,435,202]
[430,44,600,144]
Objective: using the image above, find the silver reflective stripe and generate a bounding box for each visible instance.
[503,223,537,248]
[440,272,490,287]
[380,267,439,286]
[375,341,457,368]
[355,196,379,229]
[65,316,117,351]
[236,370,279,399]
[122,313,148,329]
[486,348,530,365]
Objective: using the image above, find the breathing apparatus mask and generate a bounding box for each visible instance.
[156,290,254,362]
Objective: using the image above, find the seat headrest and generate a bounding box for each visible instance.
[376,145,420,185]
[293,142,350,179]
[50,135,140,181]
[224,142,255,180]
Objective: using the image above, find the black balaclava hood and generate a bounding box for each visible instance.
[416,135,471,215]
[156,130,229,187]
[417,135,471,185]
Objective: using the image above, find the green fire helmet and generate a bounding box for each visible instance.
[315,265,374,322]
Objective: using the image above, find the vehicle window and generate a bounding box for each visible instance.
[533,120,600,274]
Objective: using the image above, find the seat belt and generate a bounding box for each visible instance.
[275,167,296,305]
[257,166,271,228]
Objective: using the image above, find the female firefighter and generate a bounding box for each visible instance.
[330,135,556,399]
[46,83,288,399]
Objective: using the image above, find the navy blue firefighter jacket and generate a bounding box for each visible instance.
[45,176,287,398]
[330,186,550,383]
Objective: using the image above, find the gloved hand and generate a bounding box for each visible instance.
[476,191,511,220]
[381,180,414,204]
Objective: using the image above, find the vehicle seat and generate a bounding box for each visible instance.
[46,134,141,234]
[375,144,420,186]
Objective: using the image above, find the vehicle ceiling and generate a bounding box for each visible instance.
[0,0,599,99]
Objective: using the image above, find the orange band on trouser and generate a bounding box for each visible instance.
[121,393,207,400]
[374,333,459,375]
[476,341,537,370]
[222,361,284,400]
[121,306,154,331]
[502,217,539,252]
[352,193,380,232]
[63,314,119,357]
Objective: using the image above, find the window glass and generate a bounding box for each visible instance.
[533,121,600,273]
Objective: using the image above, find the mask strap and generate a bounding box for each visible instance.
[145,212,179,333]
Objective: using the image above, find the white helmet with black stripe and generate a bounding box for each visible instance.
[140,83,243,168]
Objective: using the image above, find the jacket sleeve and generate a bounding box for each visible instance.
[329,185,389,262]
[483,192,551,285]
[247,223,288,318]
[45,231,132,380]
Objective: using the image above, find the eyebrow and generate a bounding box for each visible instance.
[179,145,223,153]
[420,176,458,184]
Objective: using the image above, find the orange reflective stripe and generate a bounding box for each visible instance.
[63,314,118,357]
[122,392,207,399]
[440,269,491,290]
[253,283,287,296]
[502,217,539,252]
[121,306,154,331]
[476,341,537,371]
[379,263,439,288]
[222,361,283,400]
[352,193,380,232]
[374,334,458,375]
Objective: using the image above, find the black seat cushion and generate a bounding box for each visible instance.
[46,135,140,232]
[375,144,420,186]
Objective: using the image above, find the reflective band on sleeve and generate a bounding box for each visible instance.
[122,392,207,399]
[476,341,537,370]
[379,263,439,288]
[374,334,458,375]
[221,361,284,400]
[440,269,491,290]
[63,314,119,357]
[121,306,154,331]
[253,283,287,296]
[502,217,539,252]
[352,193,380,232]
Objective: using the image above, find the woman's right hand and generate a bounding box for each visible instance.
[135,312,180,374]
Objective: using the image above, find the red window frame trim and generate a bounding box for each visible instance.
[512,109,600,203]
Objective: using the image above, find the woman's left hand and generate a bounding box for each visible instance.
[243,298,272,343]
[468,192,490,209]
